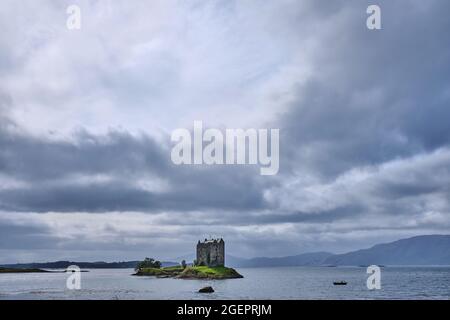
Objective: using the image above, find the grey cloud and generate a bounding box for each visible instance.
[0,222,56,250]
[0,176,266,213]
[0,129,168,181]
[0,0,449,259]
[278,0,450,179]
[0,124,268,212]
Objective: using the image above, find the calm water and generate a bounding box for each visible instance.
[0,267,449,300]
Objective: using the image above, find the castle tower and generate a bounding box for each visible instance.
[196,238,225,267]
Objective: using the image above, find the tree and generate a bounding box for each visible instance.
[181,260,187,269]
[135,257,162,271]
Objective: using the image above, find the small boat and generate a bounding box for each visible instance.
[333,281,347,285]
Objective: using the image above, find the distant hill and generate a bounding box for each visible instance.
[226,252,332,268]
[171,252,333,267]
[229,235,450,267]
[323,235,450,266]
[2,235,449,269]
[0,260,178,270]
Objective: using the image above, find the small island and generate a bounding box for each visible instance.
[134,265,243,279]
[133,238,243,279]
[0,267,50,273]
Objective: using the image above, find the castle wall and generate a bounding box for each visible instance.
[196,239,225,267]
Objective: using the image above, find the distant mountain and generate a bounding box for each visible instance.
[0,260,178,269]
[226,252,333,268]
[2,235,449,269]
[170,252,333,267]
[323,235,450,266]
[227,235,450,267]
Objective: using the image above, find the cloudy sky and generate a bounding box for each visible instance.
[1,0,449,263]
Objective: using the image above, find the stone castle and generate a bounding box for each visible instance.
[196,238,225,267]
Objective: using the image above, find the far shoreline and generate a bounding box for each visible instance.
[0,267,50,274]
[0,267,89,274]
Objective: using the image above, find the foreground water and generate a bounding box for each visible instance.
[0,267,449,300]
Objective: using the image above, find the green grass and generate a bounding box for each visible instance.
[133,265,243,279]
[134,267,170,276]
[162,265,185,272]
[134,265,185,276]
[190,266,233,275]
[178,266,243,279]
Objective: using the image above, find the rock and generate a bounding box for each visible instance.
[198,286,214,293]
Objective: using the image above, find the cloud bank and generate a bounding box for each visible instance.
[0,0,449,262]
